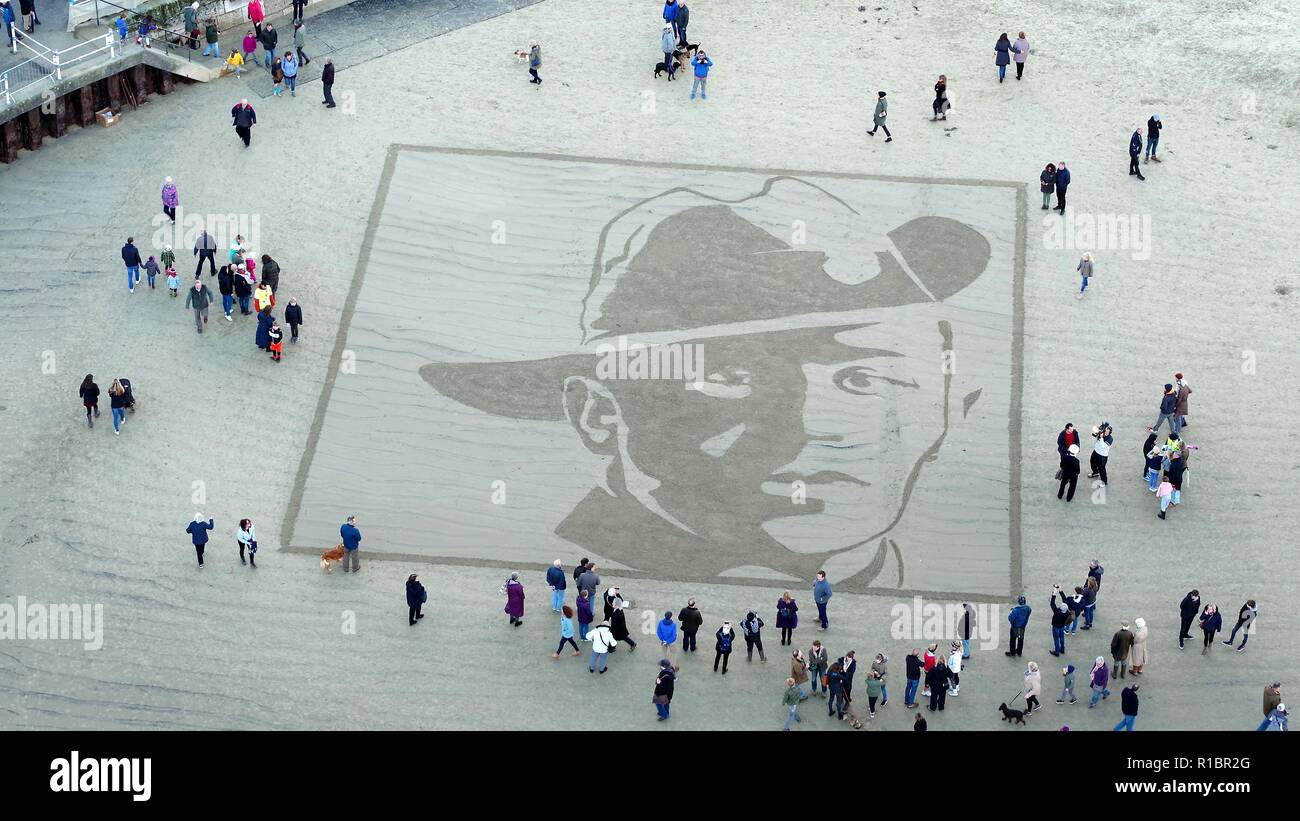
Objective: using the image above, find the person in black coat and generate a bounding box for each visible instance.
[610,601,637,650]
[231,99,257,147]
[904,648,923,706]
[1128,129,1146,180]
[78,374,101,428]
[406,574,426,625]
[217,266,235,319]
[322,58,336,107]
[925,659,951,712]
[259,254,281,293]
[653,659,675,721]
[1177,589,1200,649]
[678,599,703,653]
[234,269,253,314]
[1145,114,1162,162]
[1057,444,1082,502]
[1199,604,1222,655]
[713,623,736,674]
[284,298,304,343]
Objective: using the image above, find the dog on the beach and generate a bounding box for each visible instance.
[999,703,1027,725]
[513,49,529,62]
[321,544,346,572]
[681,42,700,56]
[654,49,685,80]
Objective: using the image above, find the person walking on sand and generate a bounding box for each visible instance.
[1157,450,1185,520]
[932,75,950,120]
[1199,604,1222,655]
[610,599,637,651]
[905,648,923,707]
[808,639,829,697]
[1224,600,1258,652]
[678,597,702,653]
[776,590,799,645]
[690,50,712,100]
[869,652,887,706]
[1260,683,1283,731]
[1039,163,1056,210]
[1114,684,1140,731]
[232,99,257,147]
[959,601,977,659]
[657,611,679,669]
[260,23,278,69]
[1006,596,1031,657]
[242,29,257,64]
[1145,114,1162,163]
[322,58,337,108]
[576,563,600,608]
[161,177,179,223]
[554,605,580,657]
[653,659,676,721]
[284,298,303,342]
[587,619,615,674]
[1129,128,1147,180]
[1076,252,1093,299]
[1056,664,1077,704]
[293,21,309,65]
[186,515,214,568]
[782,677,803,730]
[271,56,284,97]
[946,641,963,696]
[576,589,594,641]
[217,266,235,321]
[1088,656,1110,707]
[994,33,1017,82]
[503,571,525,626]
[1110,621,1135,679]
[1178,589,1200,650]
[247,0,264,37]
[236,518,258,567]
[106,380,128,435]
[281,50,299,97]
[78,375,101,429]
[407,574,426,625]
[1129,617,1149,674]
[202,16,219,58]
[714,621,736,674]
[1058,443,1082,501]
[813,570,832,630]
[1024,661,1043,712]
[791,649,811,699]
[1174,373,1192,429]
[1054,162,1070,213]
[868,91,892,142]
[742,610,766,662]
[194,227,217,277]
[121,236,142,293]
[1013,32,1029,79]
[339,515,361,573]
[545,559,566,612]
[185,278,213,334]
[528,44,541,85]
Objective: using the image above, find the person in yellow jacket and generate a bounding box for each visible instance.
[253,281,275,313]
[225,49,245,77]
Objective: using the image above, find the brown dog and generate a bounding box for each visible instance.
[321,544,346,572]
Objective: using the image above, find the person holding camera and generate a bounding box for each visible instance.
[1088,423,1113,484]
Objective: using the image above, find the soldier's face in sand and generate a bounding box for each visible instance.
[567,319,949,553]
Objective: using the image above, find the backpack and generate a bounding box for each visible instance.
[719,631,733,652]
[744,618,760,637]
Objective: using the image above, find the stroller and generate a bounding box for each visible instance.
[118,378,137,413]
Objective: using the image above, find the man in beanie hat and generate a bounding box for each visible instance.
[1006,595,1031,656]
[868,91,892,141]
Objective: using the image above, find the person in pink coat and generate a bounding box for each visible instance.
[242,30,257,62]
[1013,32,1029,80]
[504,572,525,626]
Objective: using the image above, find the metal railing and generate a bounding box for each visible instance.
[0,56,56,106]
[3,29,119,105]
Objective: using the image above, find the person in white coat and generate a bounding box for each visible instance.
[236,518,257,567]
[1024,661,1043,712]
[587,619,617,674]
[947,641,964,696]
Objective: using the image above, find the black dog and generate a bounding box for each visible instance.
[999,703,1027,725]
[654,50,685,80]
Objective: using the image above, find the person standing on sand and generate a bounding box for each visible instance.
[268,318,284,362]
[253,279,275,314]
[676,1,690,47]
[1006,597,1031,657]
[322,58,336,107]
[217,266,236,320]
[121,236,142,293]
[255,306,274,350]
[234,266,254,315]
[932,75,949,120]
[1129,617,1149,674]
[504,571,525,626]
[678,597,703,653]
[78,375,100,429]
[661,24,675,79]
[281,50,299,97]
[1013,32,1029,79]
[1058,443,1081,501]
[577,562,600,606]
[713,621,735,674]
[576,590,594,640]
[994,33,1016,82]
[587,620,615,674]
[742,610,766,662]
[791,649,811,698]
[782,677,803,730]
[407,574,426,625]
[236,518,258,567]
[106,381,127,433]
[1145,114,1162,162]
[1199,603,1222,655]
[1223,600,1258,652]
[1110,621,1134,679]
[610,599,637,650]
[247,0,264,38]
[194,227,217,277]
[1039,163,1056,210]
[867,91,891,142]
[340,515,361,573]
[690,50,712,100]
[904,648,923,707]
[232,99,257,147]
[554,605,580,656]
[1056,664,1077,704]
[1129,128,1147,180]
[1076,252,1093,299]
[528,44,541,85]
[653,659,675,721]
[1178,589,1200,649]
[776,591,799,645]
[546,559,567,613]
[242,29,258,64]
[1114,684,1139,731]
[271,56,284,97]
[813,570,832,630]
[1054,162,1070,213]
[260,22,278,69]
[1174,373,1192,429]
[185,278,213,334]
[161,177,179,223]
[202,16,219,59]
[186,515,214,568]
[657,611,679,669]
[292,0,307,23]
[1088,656,1110,707]
[808,639,829,696]
[663,0,680,40]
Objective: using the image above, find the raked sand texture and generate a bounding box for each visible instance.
[0,0,1297,730]
[286,147,1024,599]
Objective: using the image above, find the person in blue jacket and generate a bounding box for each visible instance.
[1053,162,1070,213]
[255,307,274,350]
[812,571,833,630]
[121,236,142,292]
[340,515,361,573]
[676,2,690,48]
[406,574,426,625]
[657,611,679,670]
[1005,595,1031,657]
[2,3,16,49]
[546,559,567,612]
[690,50,712,101]
[994,33,1017,83]
[663,0,679,40]
[186,516,214,568]
[1129,128,1146,180]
